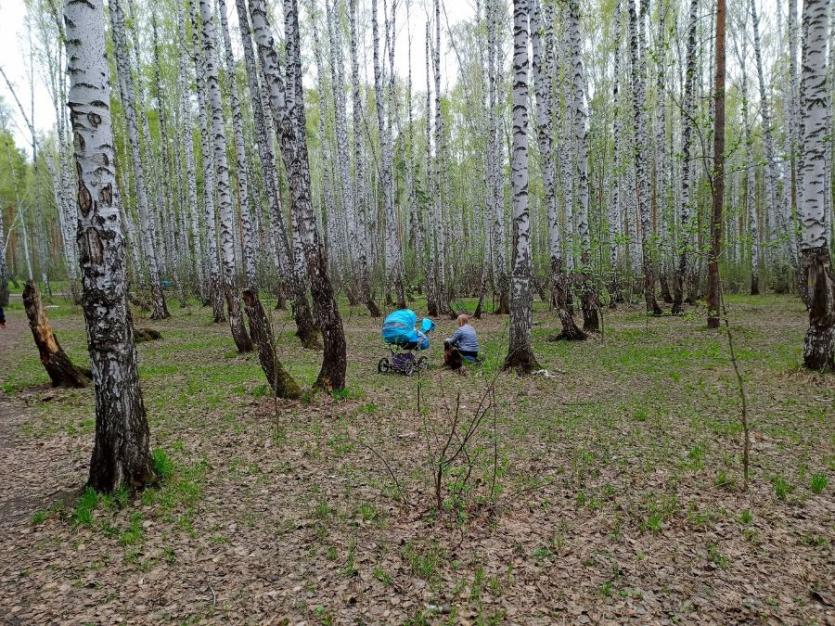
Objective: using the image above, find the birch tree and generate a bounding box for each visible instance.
[504,0,539,373]
[348,0,380,316]
[627,0,662,315]
[188,0,225,322]
[706,0,727,329]
[199,0,252,352]
[372,0,406,309]
[250,0,347,390]
[488,0,509,315]
[64,0,154,492]
[108,0,169,320]
[567,0,599,331]
[672,0,698,314]
[234,0,319,349]
[798,0,834,370]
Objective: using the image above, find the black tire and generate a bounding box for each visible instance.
[416,356,428,371]
[403,362,415,377]
[377,358,390,374]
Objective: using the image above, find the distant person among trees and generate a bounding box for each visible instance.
[0,304,5,328]
[445,314,479,364]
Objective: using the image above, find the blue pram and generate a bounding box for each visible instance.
[378,309,435,376]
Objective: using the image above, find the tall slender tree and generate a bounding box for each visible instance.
[706,0,727,329]
[627,0,662,315]
[250,0,347,390]
[108,0,169,320]
[504,0,539,373]
[64,0,154,492]
[799,0,833,370]
[199,0,253,352]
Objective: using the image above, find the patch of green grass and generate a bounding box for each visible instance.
[372,566,392,586]
[771,475,793,501]
[714,470,736,491]
[810,473,828,495]
[738,510,753,525]
[119,512,144,546]
[72,487,99,526]
[532,546,554,561]
[707,542,729,568]
[402,541,445,581]
[151,449,174,481]
[355,502,379,523]
[31,510,48,525]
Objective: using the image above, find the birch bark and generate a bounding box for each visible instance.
[504,0,539,372]
[799,0,834,369]
[64,0,154,492]
[108,0,169,320]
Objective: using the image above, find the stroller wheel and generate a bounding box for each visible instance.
[377,357,390,374]
[403,361,415,376]
[415,356,428,371]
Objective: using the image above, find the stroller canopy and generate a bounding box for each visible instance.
[382,309,434,349]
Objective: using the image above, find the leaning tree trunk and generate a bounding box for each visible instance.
[627,0,662,315]
[64,0,155,492]
[199,0,252,353]
[108,0,169,320]
[706,0,726,329]
[242,290,302,399]
[504,0,540,373]
[22,281,90,388]
[250,0,347,390]
[799,0,834,370]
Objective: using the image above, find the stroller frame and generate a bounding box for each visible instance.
[377,344,428,376]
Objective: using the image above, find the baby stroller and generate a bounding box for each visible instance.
[378,309,435,376]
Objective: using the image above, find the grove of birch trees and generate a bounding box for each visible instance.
[0,0,833,479]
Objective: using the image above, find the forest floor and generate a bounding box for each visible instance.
[0,290,833,625]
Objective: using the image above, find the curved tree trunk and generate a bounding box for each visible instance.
[64,0,154,492]
[242,290,302,399]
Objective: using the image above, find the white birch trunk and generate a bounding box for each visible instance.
[64,0,154,492]
[504,0,539,371]
[199,0,252,351]
[799,0,834,369]
[109,0,169,319]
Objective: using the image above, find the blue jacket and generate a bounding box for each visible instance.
[447,324,479,353]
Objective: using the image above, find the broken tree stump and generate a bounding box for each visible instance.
[22,281,91,388]
[134,328,163,343]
